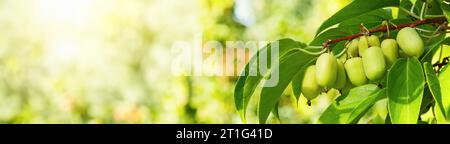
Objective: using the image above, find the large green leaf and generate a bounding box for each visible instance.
[315,0,399,36]
[318,84,382,124]
[347,89,386,124]
[439,65,450,119]
[419,86,434,115]
[258,49,317,124]
[339,9,393,34]
[423,62,445,117]
[442,37,450,45]
[309,28,349,56]
[310,28,350,46]
[387,57,425,124]
[234,38,305,122]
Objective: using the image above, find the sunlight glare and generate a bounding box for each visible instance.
[35,0,93,27]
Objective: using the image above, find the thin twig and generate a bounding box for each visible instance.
[426,25,443,43]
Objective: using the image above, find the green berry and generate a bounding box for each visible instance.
[344,57,368,86]
[333,59,347,89]
[368,35,380,47]
[347,39,359,57]
[315,53,338,87]
[381,39,399,67]
[358,36,369,56]
[396,27,424,57]
[362,46,386,81]
[302,65,322,100]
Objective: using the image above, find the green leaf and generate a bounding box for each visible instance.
[438,0,450,21]
[419,87,433,115]
[234,38,305,122]
[347,89,387,124]
[420,34,446,62]
[417,0,443,16]
[439,65,450,119]
[258,49,317,124]
[339,9,393,34]
[387,57,425,124]
[385,113,392,124]
[318,84,382,124]
[390,18,415,24]
[291,58,316,102]
[310,28,350,46]
[398,0,442,19]
[442,37,450,45]
[315,0,399,36]
[423,62,445,117]
[309,28,349,57]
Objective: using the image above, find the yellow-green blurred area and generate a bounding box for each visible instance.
[0,0,381,124]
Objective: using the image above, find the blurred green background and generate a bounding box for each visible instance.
[0,0,377,124]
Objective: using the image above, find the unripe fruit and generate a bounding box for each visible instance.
[358,36,369,56]
[368,35,380,47]
[381,39,399,66]
[396,27,424,57]
[315,53,337,87]
[362,46,386,81]
[302,65,322,100]
[347,39,359,57]
[344,57,368,86]
[333,60,347,89]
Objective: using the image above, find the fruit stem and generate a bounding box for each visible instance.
[420,2,427,20]
[426,23,446,43]
[400,7,421,20]
[321,17,447,49]
[383,20,390,38]
[307,100,311,106]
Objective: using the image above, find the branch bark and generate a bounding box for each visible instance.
[322,17,448,48]
[433,56,449,72]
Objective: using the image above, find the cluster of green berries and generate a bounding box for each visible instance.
[301,27,424,104]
